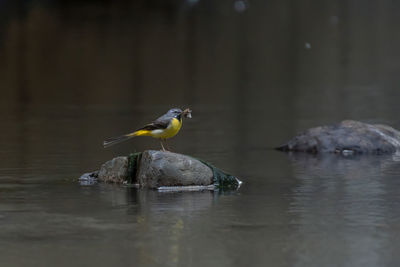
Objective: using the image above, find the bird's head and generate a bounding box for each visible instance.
[167,108,192,119]
[168,108,183,118]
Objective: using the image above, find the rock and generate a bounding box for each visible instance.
[79,171,99,185]
[98,156,129,183]
[80,150,240,190]
[276,120,400,154]
[137,150,214,188]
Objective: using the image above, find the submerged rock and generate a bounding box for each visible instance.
[276,120,400,154]
[79,171,99,185]
[81,150,241,190]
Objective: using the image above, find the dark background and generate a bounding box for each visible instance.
[2,0,400,110]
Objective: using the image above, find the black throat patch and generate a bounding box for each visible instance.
[175,114,182,121]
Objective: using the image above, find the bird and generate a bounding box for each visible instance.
[103,108,192,151]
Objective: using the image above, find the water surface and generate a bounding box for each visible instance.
[2,105,400,267]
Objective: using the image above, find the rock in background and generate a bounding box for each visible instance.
[277,120,400,154]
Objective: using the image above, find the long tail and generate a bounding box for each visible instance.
[103,134,133,148]
[103,130,151,148]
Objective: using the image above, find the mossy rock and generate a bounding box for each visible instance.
[83,150,241,190]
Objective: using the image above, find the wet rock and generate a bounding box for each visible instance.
[137,150,214,189]
[79,150,240,190]
[98,156,129,183]
[276,120,400,154]
[79,171,99,185]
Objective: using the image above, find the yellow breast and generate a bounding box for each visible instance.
[151,118,182,139]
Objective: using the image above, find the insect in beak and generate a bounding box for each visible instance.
[182,108,192,119]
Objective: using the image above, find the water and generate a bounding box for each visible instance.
[2,105,400,267]
[2,1,400,267]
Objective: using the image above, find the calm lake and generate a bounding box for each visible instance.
[1,1,400,267]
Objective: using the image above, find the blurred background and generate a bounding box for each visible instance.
[2,0,400,109]
[2,1,400,267]
[2,0,400,171]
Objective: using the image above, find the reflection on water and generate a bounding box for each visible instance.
[1,1,400,267]
[286,153,400,266]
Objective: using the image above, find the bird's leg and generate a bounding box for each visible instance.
[160,139,166,151]
[165,139,171,151]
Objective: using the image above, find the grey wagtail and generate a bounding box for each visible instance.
[103,108,192,151]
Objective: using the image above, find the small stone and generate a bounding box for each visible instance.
[79,171,99,185]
